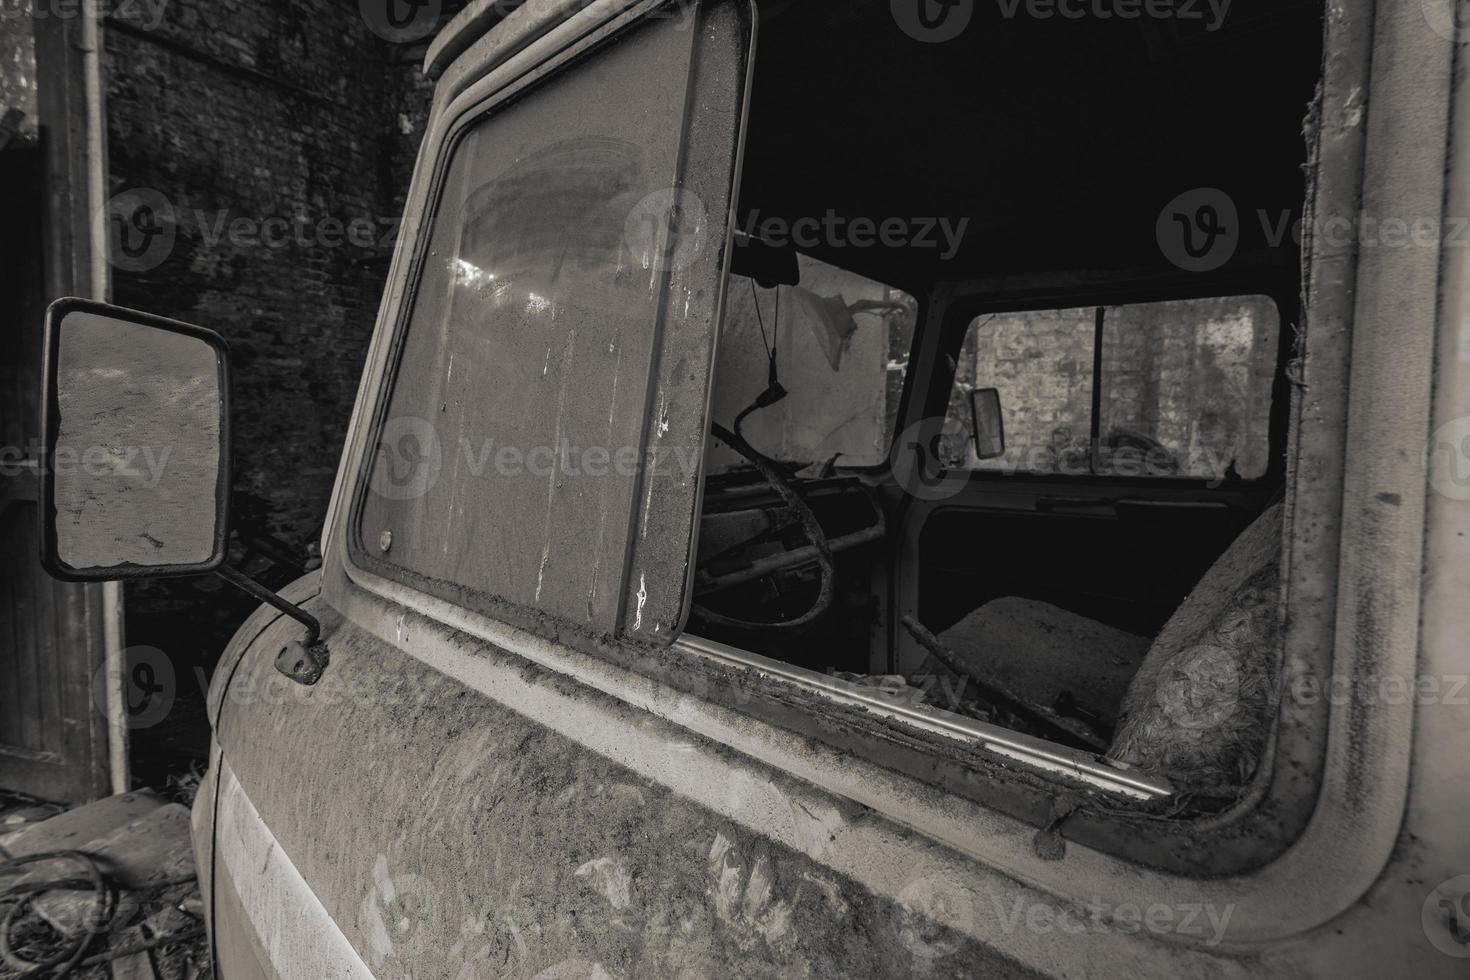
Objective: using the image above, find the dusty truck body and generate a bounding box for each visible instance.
[33,0,1470,976]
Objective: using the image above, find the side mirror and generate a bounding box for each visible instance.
[39,298,231,581]
[39,298,330,683]
[969,387,1006,461]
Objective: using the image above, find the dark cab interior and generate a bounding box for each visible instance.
[689,0,1324,801]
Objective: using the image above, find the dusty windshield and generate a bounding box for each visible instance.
[708,254,916,472]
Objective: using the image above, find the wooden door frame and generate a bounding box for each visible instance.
[0,3,126,803]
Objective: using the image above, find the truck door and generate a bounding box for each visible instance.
[209,2,758,975]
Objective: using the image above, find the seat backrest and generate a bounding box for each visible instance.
[1105,503,1285,793]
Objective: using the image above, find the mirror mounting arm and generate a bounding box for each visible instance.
[215,563,321,644]
[214,564,330,685]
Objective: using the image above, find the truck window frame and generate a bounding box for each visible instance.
[651,157,1325,877]
[345,0,753,645]
[669,274,1307,870]
[323,0,1423,893]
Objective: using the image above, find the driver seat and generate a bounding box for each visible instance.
[1106,502,1283,792]
[940,503,1283,794]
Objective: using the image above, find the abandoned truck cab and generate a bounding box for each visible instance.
[37,0,1470,975]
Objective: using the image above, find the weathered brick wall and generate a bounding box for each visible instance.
[0,0,38,145]
[105,0,431,551]
[969,308,1096,461]
[1097,298,1276,477]
[99,0,449,716]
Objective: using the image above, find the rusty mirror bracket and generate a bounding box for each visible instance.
[214,564,330,685]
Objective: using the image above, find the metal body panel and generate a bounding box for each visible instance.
[425,0,589,80]
[195,0,1470,977]
[215,607,1051,977]
[214,761,375,980]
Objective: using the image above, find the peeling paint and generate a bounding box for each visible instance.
[640,468,656,540]
[633,573,648,631]
[536,328,577,604]
[1343,85,1364,128]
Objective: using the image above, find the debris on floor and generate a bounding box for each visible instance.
[902,615,1111,751]
[936,597,1150,728]
[0,792,209,980]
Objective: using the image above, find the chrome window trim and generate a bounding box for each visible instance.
[677,633,1173,801]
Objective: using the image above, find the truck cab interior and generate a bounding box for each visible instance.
[690,0,1323,803]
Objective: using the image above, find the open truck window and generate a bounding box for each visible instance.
[675,0,1318,824]
[689,273,1289,804]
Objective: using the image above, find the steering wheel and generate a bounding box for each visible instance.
[690,422,835,631]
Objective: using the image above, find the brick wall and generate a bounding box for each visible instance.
[105,0,434,550]
[99,0,449,724]
[1097,298,1276,478]
[1,0,38,144]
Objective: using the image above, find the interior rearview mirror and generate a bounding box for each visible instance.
[969,387,1005,461]
[40,298,231,581]
[730,228,801,288]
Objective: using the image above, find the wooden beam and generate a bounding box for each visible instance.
[22,4,120,803]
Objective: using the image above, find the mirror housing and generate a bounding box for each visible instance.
[39,298,231,582]
[730,229,800,288]
[969,387,1006,461]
